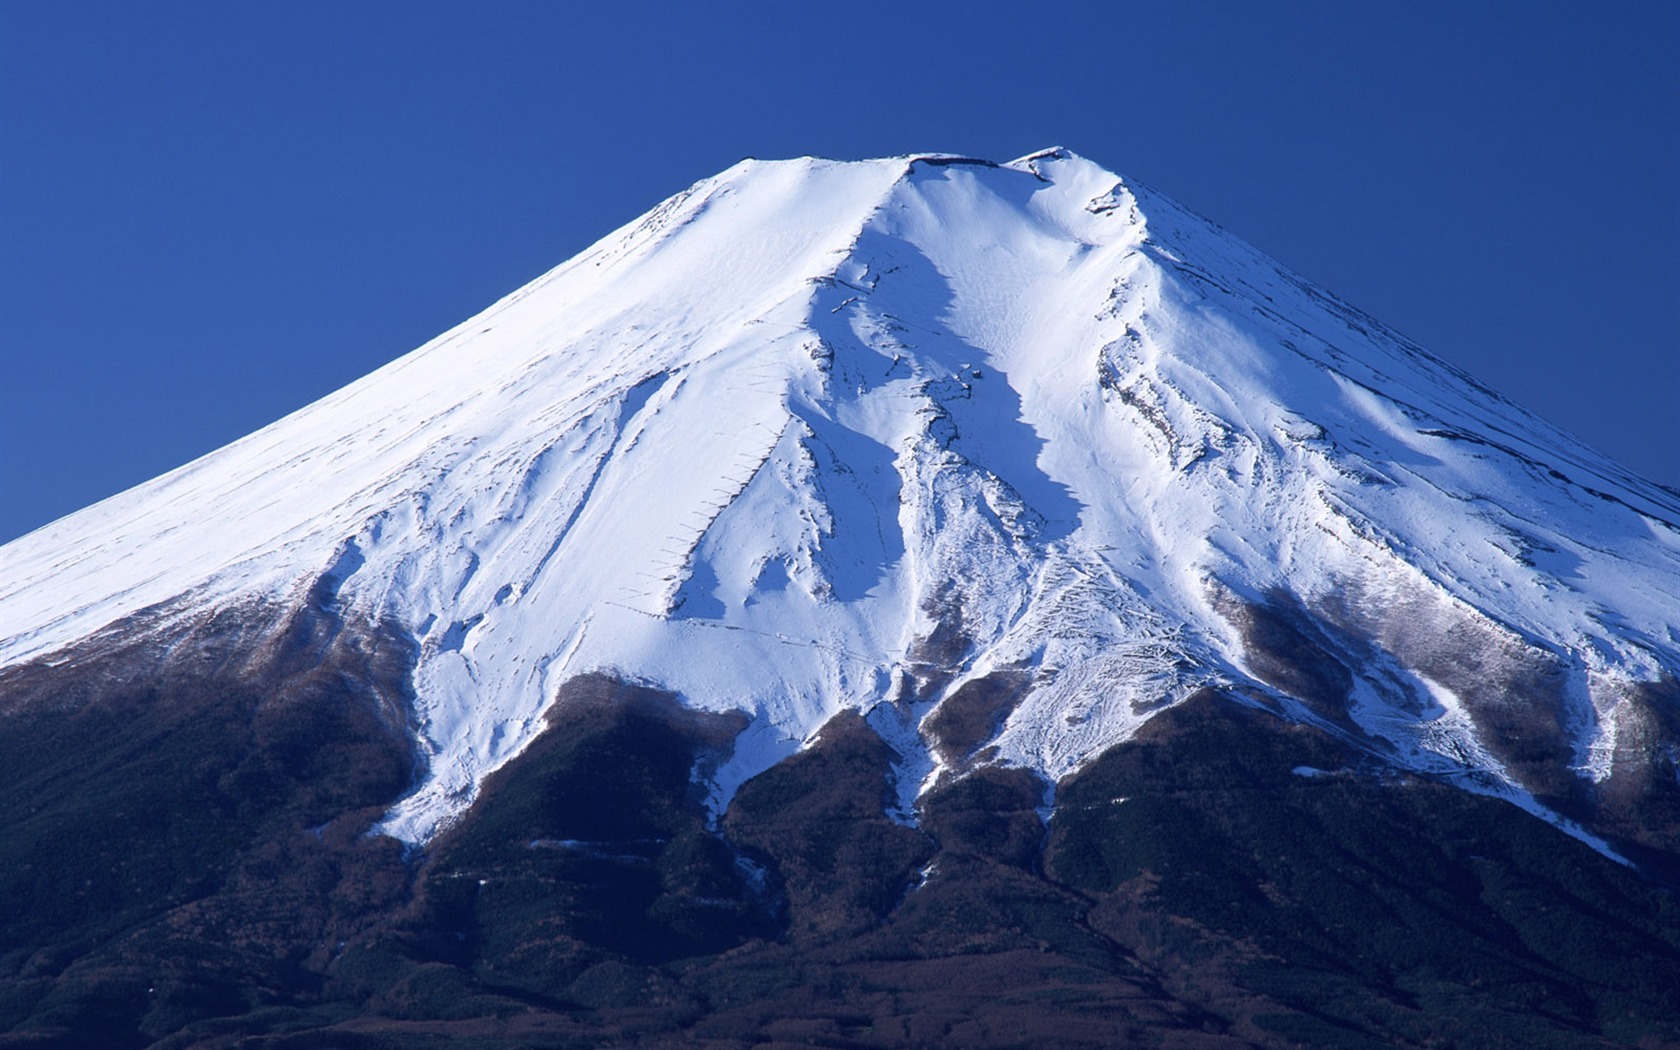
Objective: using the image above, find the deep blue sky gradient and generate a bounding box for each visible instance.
[2,1,1676,542]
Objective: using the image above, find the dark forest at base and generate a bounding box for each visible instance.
[2,609,1679,1049]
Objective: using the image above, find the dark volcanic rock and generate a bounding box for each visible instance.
[4,620,1679,1049]
[1049,692,1680,1047]
[723,710,934,940]
[0,597,418,1049]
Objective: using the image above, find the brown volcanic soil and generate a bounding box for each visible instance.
[2,606,1680,1048]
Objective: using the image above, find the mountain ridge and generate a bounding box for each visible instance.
[2,148,1676,859]
[5,148,1680,1049]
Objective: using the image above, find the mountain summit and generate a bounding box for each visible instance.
[6,148,1674,847]
[4,150,1679,1047]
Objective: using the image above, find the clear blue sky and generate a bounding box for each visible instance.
[2,1,1676,543]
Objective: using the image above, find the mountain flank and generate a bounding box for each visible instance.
[3,149,1678,1046]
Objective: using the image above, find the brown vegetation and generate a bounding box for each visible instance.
[3,606,1679,1048]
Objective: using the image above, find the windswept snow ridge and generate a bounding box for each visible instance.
[3,149,1677,845]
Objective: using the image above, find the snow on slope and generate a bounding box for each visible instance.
[3,149,1677,843]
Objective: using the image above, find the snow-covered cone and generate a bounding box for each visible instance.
[4,149,1678,1048]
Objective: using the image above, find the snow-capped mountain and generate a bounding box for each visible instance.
[3,147,1676,857]
[8,148,1680,1050]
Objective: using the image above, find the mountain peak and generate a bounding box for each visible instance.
[3,151,1676,853]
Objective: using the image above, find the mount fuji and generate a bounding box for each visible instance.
[3,149,1678,1049]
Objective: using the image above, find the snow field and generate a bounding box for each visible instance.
[3,149,1676,847]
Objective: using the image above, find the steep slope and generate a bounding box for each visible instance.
[5,148,1680,1049]
[3,150,1677,860]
